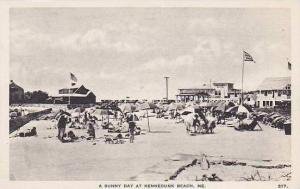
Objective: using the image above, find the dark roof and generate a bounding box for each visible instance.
[213,82,234,86]
[9,80,23,90]
[257,77,291,90]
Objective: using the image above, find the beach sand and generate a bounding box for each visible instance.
[9,115,290,181]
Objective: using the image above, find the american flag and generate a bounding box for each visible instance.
[70,72,77,86]
[243,51,255,63]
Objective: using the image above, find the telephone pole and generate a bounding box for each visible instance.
[164,76,169,101]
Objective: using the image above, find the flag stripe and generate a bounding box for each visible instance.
[243,51,255,62]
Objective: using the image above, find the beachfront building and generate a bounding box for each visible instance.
[176,85,215,102]
[176,83,242,103]
[9,80,24,104]
[255,77,291,108]
[210,83,242,104]
[51,85,96,104]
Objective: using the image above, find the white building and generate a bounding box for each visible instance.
[255,77,291,108]
[176,82,241,103]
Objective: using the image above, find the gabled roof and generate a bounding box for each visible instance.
[257,77,291,90]
[9,80,23,90]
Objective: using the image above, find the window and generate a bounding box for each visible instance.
[263,101,266,107]
[264,91,268,96]
[257,101,260,107]
[270,101,273,107]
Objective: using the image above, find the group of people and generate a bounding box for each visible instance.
[185,110,217,135]
[56,110,97,142]
[56,109,139,143]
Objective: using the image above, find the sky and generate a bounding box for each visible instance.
[10,8,291,100]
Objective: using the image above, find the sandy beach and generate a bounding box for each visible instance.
[10,114,290,181]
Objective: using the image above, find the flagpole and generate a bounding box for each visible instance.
[69,82,71,105]
[241,51,245,105]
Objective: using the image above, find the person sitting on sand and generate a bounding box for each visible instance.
[67,130,78,141]
[19,127,37,137]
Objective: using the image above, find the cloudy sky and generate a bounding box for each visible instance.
[10,8,290,100]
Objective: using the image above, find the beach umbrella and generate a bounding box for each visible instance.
[273,116,284,123]
[180,106,195,115]
[270,114,281,119]
[138,102,157,110]
[257,112,268,116]
[139,102,156,132]
[119,103,137,113]
[74,107,82,113]
[93,109,114,116]
[168,102,185,111]
[55,110,71,120]
[226,105,249,114]
[92,109,114,123]
[215,102,226,112]
[237,105,249,113]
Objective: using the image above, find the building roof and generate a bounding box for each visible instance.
[257,77,291,91]
[213,82,234,86]
[59,84,85,91]
[9,80,24,90]
[178,87,215,90]
[52,91,94,98]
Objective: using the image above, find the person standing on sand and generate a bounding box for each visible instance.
[84,111,88,125]
[126,113,136,143]
[192,114,201,133]
[57,114,67,141]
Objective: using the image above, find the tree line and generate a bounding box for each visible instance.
[24,90,49,103]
